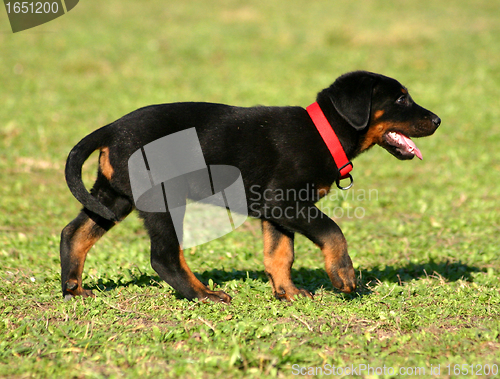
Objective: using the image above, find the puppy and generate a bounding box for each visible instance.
[61,71,440,302]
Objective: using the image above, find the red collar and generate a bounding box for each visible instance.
[306,102,354,190]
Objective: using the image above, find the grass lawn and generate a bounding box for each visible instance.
[1,0,499,377]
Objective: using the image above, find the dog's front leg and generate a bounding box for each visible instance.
[269,203,356,294]
[317,223,356,293]
[262,220,314,301]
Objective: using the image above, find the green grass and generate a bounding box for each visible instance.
[1,0,499,377]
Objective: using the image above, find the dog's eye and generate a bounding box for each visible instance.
[396,95,407,105]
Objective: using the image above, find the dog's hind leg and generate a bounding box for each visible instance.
[142,211,232,303]
[60,176,133,299]
[262,220,313,301]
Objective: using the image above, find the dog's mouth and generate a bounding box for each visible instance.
[383,131,422,160]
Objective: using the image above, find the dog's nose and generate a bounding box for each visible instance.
[432,116,441,127]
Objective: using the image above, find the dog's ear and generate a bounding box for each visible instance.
[327,72,377,130]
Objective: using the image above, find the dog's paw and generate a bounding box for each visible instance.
[274,287,314,302]
[63,279,95,299]
[328,266,357,293]
[198,290,232,304]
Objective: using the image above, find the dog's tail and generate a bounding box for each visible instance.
[65,126,119,221]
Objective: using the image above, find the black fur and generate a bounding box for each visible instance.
[61,71,440,302]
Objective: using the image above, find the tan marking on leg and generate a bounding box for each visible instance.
[67,218,100,296]
[263,221,312,301]
[319,234,356,293]
[264,235,293,290]
[99,147,114,180]
[262,220,274,251]
[178,247,232,303]
[178,247,209,293]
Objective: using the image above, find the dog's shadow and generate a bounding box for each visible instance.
[200,260,482,298]
[89,260,482,299]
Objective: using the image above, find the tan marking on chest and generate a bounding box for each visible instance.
[317,185,331,198]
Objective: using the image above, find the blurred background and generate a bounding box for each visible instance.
[1,0,499,243]
[1,1,499,376]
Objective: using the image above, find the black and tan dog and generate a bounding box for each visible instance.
[60,71,440,303]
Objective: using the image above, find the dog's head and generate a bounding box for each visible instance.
[321,71,440,160]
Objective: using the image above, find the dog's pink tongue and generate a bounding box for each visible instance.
[401,134,423,160]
